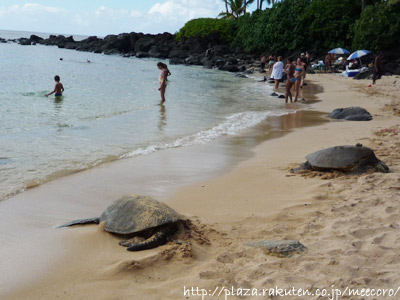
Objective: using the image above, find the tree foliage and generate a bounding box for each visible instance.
[177,0,400,55]
[218,0,256,19]
[232,0,311,54]
[176,18,234,42]
[353,1,400,51]
[301,0,361,50]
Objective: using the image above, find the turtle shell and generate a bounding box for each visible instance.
[99,195,183,235]
[305,145,379,171]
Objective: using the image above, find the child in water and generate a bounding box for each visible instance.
[45,75,64,97]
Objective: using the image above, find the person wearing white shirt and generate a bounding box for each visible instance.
[271,56,284,91]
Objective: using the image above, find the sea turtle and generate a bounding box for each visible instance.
[293,144,389,174]
[328,107,373,121]
[245,240,307,257]
[58,195,186,251]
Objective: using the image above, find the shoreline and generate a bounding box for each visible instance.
[3,74,400,299]
[0,79,324,296]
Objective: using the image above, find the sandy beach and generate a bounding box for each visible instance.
[2,73,400,300]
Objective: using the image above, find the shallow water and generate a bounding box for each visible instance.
[0,30,294,200]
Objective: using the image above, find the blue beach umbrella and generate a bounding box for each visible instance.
[347,50,371,60]
[348,50,371,68]
[328,48,350,55]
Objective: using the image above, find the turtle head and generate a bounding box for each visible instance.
[376,161,389,173]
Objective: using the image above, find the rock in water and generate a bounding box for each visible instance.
[328,107,373,121]
[245,240,306,257]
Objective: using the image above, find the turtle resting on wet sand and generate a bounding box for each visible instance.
[58,195,186,251]
[292,144,389,174]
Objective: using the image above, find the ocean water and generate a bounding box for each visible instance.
[0,30,292,201]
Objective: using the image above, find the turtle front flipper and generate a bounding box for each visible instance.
[57,217,100,228]
[125,225,178,251]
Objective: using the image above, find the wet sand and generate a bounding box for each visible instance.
[2,74,400,299]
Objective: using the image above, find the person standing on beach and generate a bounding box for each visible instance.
[324,53,331,73]
[260,55,266,70]
[271,56,284,91]
[284,57,295,103]
[294,58,305,102]
[372,52,383,85]
[45,75,64,97]
[300,52,308,88]
[157,62,168,103]
[268,55,275,74]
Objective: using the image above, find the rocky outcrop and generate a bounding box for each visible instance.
[354,68,374,80]
[6,30,400,79]
[6,31,263,73]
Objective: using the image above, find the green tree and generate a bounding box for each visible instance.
[219,0,255,19]
[232,0,311,53]
[301,0,361,51]
[176,18,234,42]
[244,0,255,14]
[353,1,400,51]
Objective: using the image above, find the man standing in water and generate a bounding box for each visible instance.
[45,75,64,97]
[157,62,168,103]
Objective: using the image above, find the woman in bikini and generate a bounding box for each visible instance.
[162,63,172,80]
[157,62,168,103]
[284,57,295,103]
[294,58,305,102]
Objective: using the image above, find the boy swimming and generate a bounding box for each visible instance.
[45,75,64,97]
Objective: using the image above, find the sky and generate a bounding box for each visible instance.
[0,1,258,37]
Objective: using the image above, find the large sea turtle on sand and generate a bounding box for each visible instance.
[328,107,373,121]
[292,144,389,174]
[58,195,186,251]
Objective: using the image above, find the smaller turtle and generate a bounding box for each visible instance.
[58,195,186,251]
[245,240,306,257]
[292,144,389,174]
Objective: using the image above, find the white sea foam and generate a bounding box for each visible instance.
[124,110,288,158]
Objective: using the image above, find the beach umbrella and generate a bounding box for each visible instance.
[348,50,371,68]
[328,48,350,55]
[347,50,371,60]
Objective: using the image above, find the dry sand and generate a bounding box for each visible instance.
[3,74,400,300]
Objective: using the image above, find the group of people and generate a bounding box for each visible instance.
[324,51,384,85]
[265,52,310,103]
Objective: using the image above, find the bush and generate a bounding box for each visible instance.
[353,1,400,51]
[176,18,235,42]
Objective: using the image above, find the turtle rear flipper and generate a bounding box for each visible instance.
[57,217,100,228]
[126,225,178,251]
